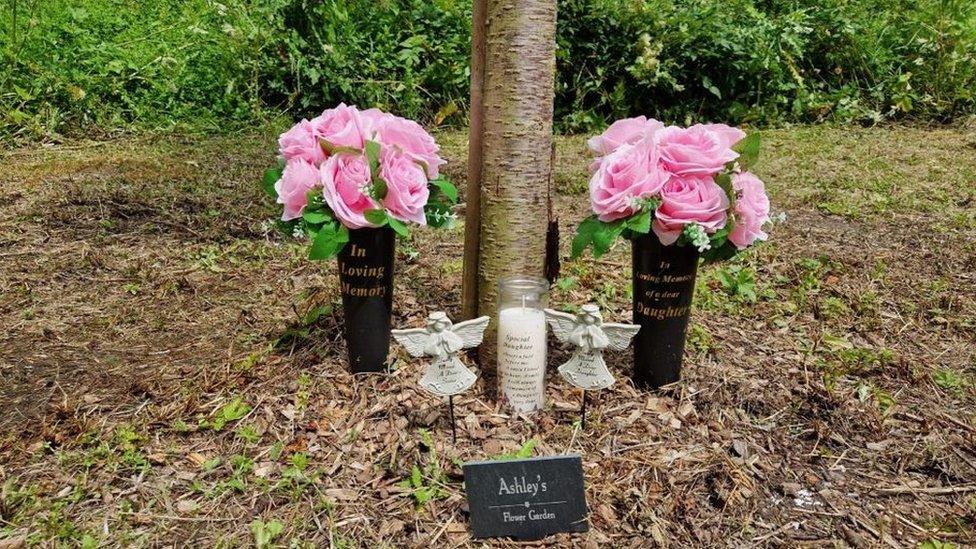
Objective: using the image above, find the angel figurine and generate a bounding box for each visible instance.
[544,304,640,391]
[391,312,491,397]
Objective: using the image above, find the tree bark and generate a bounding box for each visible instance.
[460,0,488,321]
[472,0,558,374]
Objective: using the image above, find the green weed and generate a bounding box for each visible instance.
[713,265,758,303]
[918,540,957,549]
[688,324,714,356]
[236,425,262,445]
[933,369,970,393]
[251,519,284,549]
[399,430,449,507]
[494,439,539,461]
[207,398,251,431]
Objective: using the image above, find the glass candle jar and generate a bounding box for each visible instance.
[496,277,549,413]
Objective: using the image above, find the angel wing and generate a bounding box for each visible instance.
[602,323,641,351]
[544,309,579,343]
[390,328,433,358]
[451,316,491,348]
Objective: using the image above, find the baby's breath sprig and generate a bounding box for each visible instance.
[681,223,711,252]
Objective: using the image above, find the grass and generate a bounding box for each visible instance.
[0,124,974,546]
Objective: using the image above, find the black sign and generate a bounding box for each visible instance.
[463,455,588,540]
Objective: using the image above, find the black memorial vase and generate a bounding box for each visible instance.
[337,227,395,373]
[631,232,700,389]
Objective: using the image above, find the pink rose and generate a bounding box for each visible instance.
[275,159,321,221]
[589,136,670,222]
[658,124,740,176]
[652,175,730,245]
[728,172,770,249]
[380,148,430,225]
[587,116,665,157]
[278,120,326,165]
[374,115,445,178]
[320,153,380,229]
[310,103,368,151]
[702,123,747,148]
[359,108,394,140]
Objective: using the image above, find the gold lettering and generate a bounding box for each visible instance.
[340,264,386,278]
[635,303,691,320]
[340,282,388,298]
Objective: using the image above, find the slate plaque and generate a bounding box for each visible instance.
[463,454,589,540]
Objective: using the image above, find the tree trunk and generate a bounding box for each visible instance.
[462,0,558,374]
[460,0,488,322]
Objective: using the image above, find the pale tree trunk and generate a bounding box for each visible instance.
[461,0,558,375]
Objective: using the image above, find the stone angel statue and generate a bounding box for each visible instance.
[392,312,491,397]
[544,304,640,390]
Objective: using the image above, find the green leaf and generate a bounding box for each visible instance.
[365,140,382,179]
[714,171,736,209]
[308,223,349,260]
[261,164,283,198]
[373,177,388,200]
[305,189,325,209]
[364,209,389,226]
[494,438,539,460]
[386,215,410,237]
[571,216,602,259]
[430,177,458,203]
[320,138,361,157]
[555,276,578,291]
[303,304,333,325]
[251,519,284,549]
[302,208,331,224]
[424,202,454,228]
[515,439,538,458]
[823,333,853,351]
[274,219,301,238]
[702,76,722,99]
[211,397,251,431]
[734,133,761,171]
[592,221,624,258]
[708,223,731,249]
[700,241,738,263]
[625,210,652,233]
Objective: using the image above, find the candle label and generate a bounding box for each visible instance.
[463,455,589,540]
[497,308,547,412]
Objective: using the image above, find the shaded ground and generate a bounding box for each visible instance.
[1,125,975,547]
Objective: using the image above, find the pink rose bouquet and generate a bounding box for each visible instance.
[572,117,771,261]
[261,104,458,260]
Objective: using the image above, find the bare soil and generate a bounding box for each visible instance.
[1,126,974,547]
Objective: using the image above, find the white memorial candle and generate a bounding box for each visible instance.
[497,304,548,413]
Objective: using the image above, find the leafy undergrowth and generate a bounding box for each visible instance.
[0,126,974,547]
